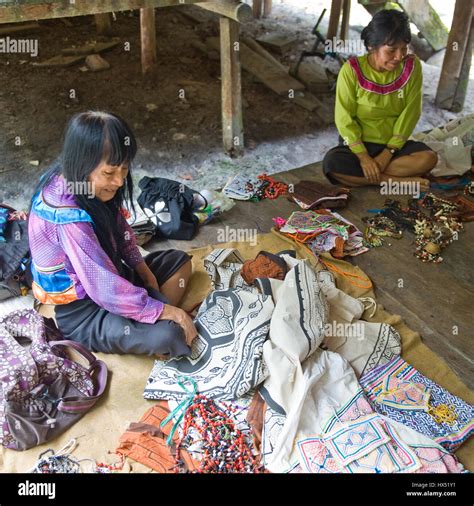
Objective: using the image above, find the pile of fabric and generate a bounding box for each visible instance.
[273,210,368,258]
[362,192,470,263]
[135,248,473,474]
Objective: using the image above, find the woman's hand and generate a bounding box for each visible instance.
[357,152,381,184]
[373,149,393,173]
[159,304,198,346]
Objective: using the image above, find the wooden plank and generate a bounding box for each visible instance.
[256,32,298,54]
[198,0,253,23]
[291,90,322,111]
[340,0,351,40]
[206,36,305,96]
[0,21,40,35]
[241,36,288,72]
[62,38,120,56]
[435,0,473,110]
[327,0,343,40]
[220,17,244,156]
[94,12,113,36]
[0,0,205,24]
[140,7,156,75]
[397,0,449,51]
[32,54,85,67]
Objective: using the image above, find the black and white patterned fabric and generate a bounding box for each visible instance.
[144,288,273,401]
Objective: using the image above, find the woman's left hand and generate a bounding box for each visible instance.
[374,149,393,173]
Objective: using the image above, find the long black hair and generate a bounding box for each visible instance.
[30,111,137,274]
[361,9,411,52]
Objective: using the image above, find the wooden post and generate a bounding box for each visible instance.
[220,17,244,156]
[435,0,473,110]
[94,13,113,36]
[340,0,351,40]
[253,0,262,19]
[451,19,473,112]
[263,0,272,17]
[140,7,157,75]
[327,0,343,40]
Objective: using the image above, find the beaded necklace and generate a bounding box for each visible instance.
[175,394,261,474]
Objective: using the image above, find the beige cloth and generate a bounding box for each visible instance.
[0,231,472,472]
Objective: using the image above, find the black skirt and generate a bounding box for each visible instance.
[322,137,434,184]
[55,249,193,357]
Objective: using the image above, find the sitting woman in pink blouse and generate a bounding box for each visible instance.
[28,111,197,357]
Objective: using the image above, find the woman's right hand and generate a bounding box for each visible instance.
[158,304,198,346]
[357,152,381,184]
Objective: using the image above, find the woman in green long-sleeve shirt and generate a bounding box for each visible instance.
[323,9,437,190]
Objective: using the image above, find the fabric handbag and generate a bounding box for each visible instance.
[0,204,31,301]
[137,177,206,240]
[288,181,350,210]
[0,309,107,451]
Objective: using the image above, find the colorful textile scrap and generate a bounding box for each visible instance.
[277,210,368,258]
[360,357,474,452]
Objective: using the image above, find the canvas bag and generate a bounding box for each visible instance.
[137,177,206,240]
[0,309,107,451]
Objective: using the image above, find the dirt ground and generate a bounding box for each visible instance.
[0,0,472,211]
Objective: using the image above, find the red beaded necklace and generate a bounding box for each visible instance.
[174,394,261,474]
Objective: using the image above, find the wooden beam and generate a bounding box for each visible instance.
[0,0,205,24]
[340,0,351,40]
[198,0,253,23]
[140,7,156,75]
[263,0,272,17]
[327,0,343,40]
[435,0,473,110]
[219,17,244,156]
[94,13,113,36]
[253,0,263,19]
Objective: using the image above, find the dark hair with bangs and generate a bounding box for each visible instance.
[30,111,137,274]
[361,9,411,52]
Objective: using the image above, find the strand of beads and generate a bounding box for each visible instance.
[256,173,288,200]
[175,394,261,474]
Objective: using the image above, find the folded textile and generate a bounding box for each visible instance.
[241,251,288,285]
[289,180,350,210]
[116,401,198,473]
[144,288,273,402]
[292,389,466,474]
[223,175,263,201]
[360,356,474,452]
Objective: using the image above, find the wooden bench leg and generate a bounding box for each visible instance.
[253,0,263,19]
[140,7,157,75]
[95,13,113,36]
[220,17,244,156]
